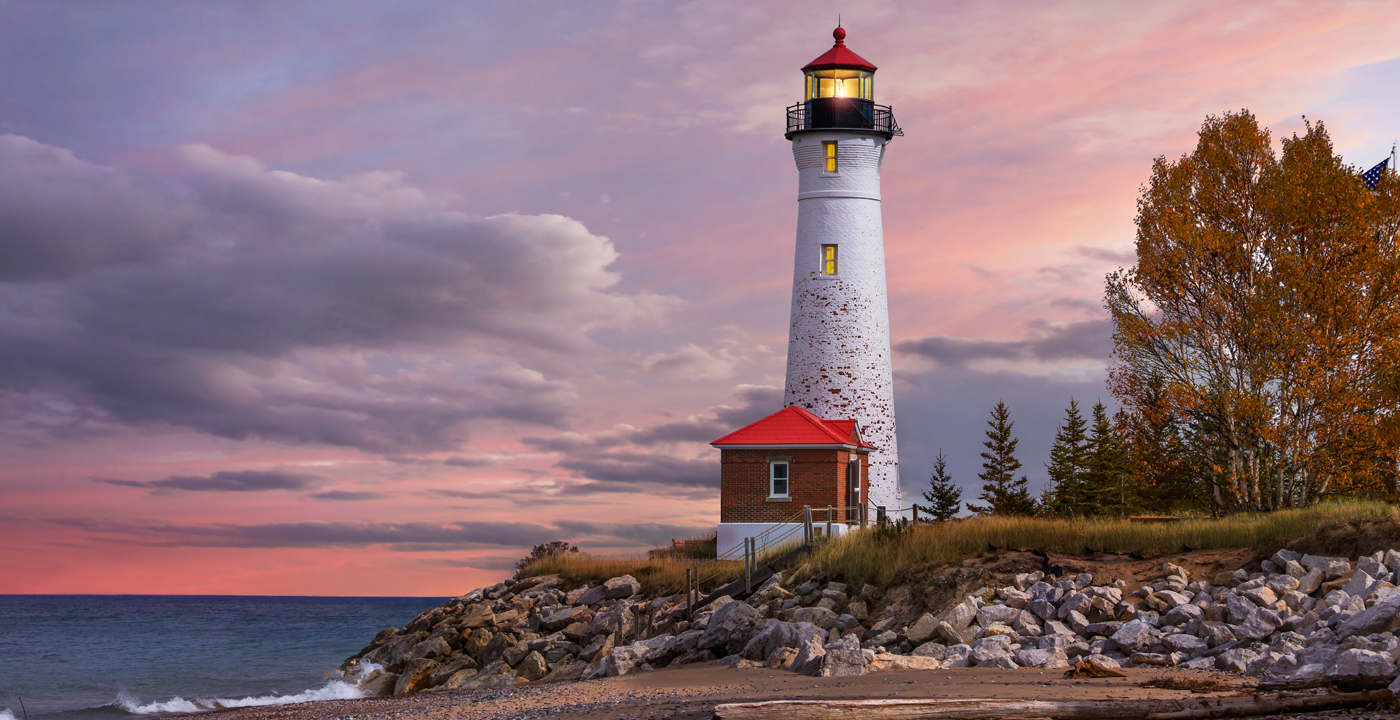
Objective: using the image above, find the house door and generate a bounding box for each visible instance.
[846,460,861,522]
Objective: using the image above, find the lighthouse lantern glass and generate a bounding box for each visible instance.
[804,69,872,101]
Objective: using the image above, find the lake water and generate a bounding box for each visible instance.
[0,595,446,720]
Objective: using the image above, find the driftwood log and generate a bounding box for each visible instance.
[1254,673,1393,692]
[711,689,1391,719]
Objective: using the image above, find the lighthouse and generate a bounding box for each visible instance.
[783,26,902,515]
[707,27,902,558]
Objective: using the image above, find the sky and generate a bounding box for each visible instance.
[4,0,1400,596]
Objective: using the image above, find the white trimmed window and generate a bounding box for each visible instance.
[821,244,838,275]
[770,460,790,498]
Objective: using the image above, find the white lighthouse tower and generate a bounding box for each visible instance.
[783,26,902,516]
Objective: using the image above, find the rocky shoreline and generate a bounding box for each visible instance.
[335,546,1400,697]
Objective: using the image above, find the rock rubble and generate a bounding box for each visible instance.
[337,546,1400,695]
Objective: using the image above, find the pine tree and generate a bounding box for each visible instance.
[1121,379,1206,515]
[1044,398,1089,517]
[920,450,963,522]
[966,400,1036,515]
[1035,481,1058,517]
[1083,401,1126,517]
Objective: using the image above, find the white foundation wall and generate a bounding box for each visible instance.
[717,522,850,558]
[785,131,901,514]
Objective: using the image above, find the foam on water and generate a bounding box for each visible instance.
[111,694,202,716]
[109,669,372,716]
[2,709,16,720]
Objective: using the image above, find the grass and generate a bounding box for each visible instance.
[517,499,1399,595]
[800,498,1400,588]
[648,531,718,561]
[520,540,801,597]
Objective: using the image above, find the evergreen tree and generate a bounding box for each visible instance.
[1035,481,1058,517]
[1043,398,1089,517]
[919,450,963,522]
[1122,378,1207,515]
[1083,401,1127,517]
[966,400,1036,515]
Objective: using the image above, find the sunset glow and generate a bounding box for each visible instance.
[4,1,1400,595]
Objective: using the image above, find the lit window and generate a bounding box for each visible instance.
[770,461,789,497]
[821,244,838,275]
[804,70,873,100]
[824,141,837,172]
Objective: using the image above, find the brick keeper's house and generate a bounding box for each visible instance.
[710,405,877,557]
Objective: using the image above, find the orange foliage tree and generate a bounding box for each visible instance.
[1106,111,1400,512]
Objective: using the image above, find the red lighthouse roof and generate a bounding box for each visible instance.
[711,405,877,450]
[801,26,877,73]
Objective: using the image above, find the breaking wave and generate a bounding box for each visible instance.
[2,708,16,720]
[106,664,379,716]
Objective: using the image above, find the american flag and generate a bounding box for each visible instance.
[1362,158,1389,190]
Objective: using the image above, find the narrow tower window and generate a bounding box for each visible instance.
[821,244,838,275]
[770,461,790,497]
[823,141,837,172]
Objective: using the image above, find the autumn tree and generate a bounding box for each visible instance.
[919,450,963,522]
[1258,123,1400,503]
[967,401,1036,516]
[1107,110,1400,512]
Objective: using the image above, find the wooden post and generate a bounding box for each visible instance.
[861,503,868,528]
[912,504,919,525]
[803,505,813,545]
[685,568,693,621]
[826,504,833,539]
[744,537,752,594]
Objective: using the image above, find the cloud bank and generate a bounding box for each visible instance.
[0,136,676,451]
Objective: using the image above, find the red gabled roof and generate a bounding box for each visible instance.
[824,419,862,445]
[711,405,877,450]
[802,27,877,73]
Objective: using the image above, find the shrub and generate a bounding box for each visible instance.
[513,540,579,579]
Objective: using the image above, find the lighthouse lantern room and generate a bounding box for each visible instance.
[786,26,901,139]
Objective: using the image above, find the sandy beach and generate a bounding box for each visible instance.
[198,664,1272,720]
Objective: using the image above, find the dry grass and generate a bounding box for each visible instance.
[518,500,1398,596]
[802,499,1399,588]
[520,541,802,596]
[648,531,718,561]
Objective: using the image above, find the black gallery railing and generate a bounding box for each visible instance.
[786,99,903,138]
